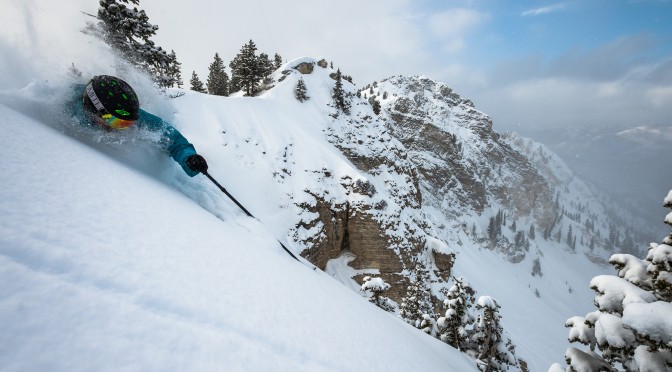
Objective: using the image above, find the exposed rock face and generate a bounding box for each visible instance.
[378,76,555,234]
[294,74,567,311]
[433,251,454,281]
[294,62,314,74]
[298,195,410,303]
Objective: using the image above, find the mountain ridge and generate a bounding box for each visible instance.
[227,58,644,369]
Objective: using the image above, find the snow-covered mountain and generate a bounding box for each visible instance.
[0,79,477,371]
[0,53,656,370]
[0,55,657,370]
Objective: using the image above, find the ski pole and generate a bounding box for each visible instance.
[202,170,301,262]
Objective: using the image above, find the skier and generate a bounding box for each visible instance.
[67,75,208,177]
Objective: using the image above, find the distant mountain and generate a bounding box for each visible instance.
[523,124,671,239]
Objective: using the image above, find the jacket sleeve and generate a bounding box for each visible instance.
[137,110,199,177]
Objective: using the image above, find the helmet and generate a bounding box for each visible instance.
[82,75,140,129]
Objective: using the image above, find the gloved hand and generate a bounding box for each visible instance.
[186,154,208,174]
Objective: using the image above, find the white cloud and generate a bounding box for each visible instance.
[473,70,672,134]
[521,3,566,17]
[427,8,489,53]
[142,0,432,85]
[647,85,672,108]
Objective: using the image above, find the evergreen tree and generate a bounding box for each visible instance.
[274,53,283,69]
[167,50,183,88]
[369,97,381,115]
[567,225,574,247]
[400,280,423,327]
[331,69,350,115]
[207,53,229,96]
[558,190,672,371]
[531,257,542,277]
[514,231,527,250]
[487,216,497,243]
[258,52,275,82]
[472,296,518,371]
[152,49,182,89]
[189,71,206,93]
[400,266,436,335]
[294,77,309,102]
[94,0,181,87]
[229,40,262,96]
[528,224,536,240]
[437,277,476,351]
[360,276,394,312]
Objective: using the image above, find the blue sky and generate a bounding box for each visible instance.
[475,1,671,58]
[452,1,672,73]
[403,0,672,132]
[2,0,671,133]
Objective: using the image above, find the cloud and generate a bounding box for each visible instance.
[143,0,433,85]
[473,64,672,134]
[485,34,663,88]
[455,34,672,134]
[521,3,566,17]
[427,8,489,53]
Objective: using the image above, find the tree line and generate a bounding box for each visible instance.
[85,0,283,96]
[87,0,370,117]
[190,41,283,97]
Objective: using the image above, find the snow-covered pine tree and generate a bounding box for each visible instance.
[94,0,181,87]
[257,52,275,83]
[229,40,262,96]
[331,69,350,115]
[295,78,309,102]
[437,277,476,351]
[472,296,518,371]
[528,224,536,240]
[189,71,206,93]
[399,280,422,325]
[274,53,283,70]
[368,96,381,115]
[168,50,182,88]
[531,257,543,277]
[399,266,437,336]
[153,49,182,89]
[360,276,394,312]
[207,53,229,96]
[555,190,672,371]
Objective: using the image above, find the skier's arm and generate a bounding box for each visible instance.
[136,110,203,177]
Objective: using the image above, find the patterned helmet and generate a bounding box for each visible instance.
[82,75,140,129]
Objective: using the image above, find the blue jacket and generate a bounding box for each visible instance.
[67,84,199,177]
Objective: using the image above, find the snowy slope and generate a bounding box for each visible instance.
[0,102,476,370]
[0,62,627,371]
[0,1,650,368]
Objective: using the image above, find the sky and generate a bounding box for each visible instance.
[136,0,672,134]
